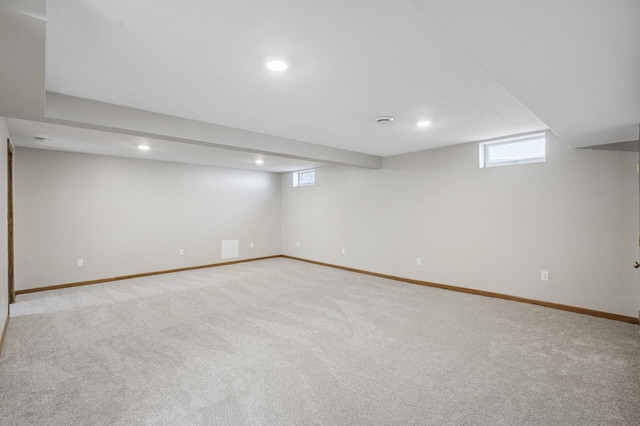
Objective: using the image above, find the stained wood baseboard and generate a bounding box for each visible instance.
[282,255,639,325]
[0,314,8,357]
[15,255,282,295]
[14,254,638,325]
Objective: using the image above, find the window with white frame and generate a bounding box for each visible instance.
[479,133,546,168]
[293,169,315,186]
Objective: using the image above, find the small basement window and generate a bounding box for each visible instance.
[293,169,315,187]
[479,133,546,168]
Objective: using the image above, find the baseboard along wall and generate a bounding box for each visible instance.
[0,314,8,356]
[13,254,639,325]
[15,256,282,295]
[282,256,639,325]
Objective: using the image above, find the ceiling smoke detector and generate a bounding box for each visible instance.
[376,116,394,124]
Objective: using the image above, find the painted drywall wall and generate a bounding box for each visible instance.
[0,118,8,331]
[15,148,281,291]
[281,131,640,318]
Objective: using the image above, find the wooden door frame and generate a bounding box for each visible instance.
[7,139,14,304]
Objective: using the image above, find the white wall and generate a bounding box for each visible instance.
[15,148,281,291]
[281,131,640,318]
[0,118,8,329]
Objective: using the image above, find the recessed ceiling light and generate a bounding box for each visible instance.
[266,60,288,71]
[138,144,150,151]
[255,159,264,165]
[417,120,432,127]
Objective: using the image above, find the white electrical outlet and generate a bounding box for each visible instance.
[179,249,184,256]
[416,258,422,266]
[250,242,254,248]
[341,248,346,254]
[77,259,84,267]
[541,271,549,281]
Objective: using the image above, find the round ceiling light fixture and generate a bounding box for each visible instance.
[255,159,264,165]
[417,120,432,127]
[375,116,394,124]
[137,144,150,151]
[266,59,288,71]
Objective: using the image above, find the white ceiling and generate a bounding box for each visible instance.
[0,0,638,171]
[409,0,640,148]
[43,0,547,157]
[5,118,327,173]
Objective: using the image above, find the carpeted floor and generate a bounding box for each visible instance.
[1,258,639,425]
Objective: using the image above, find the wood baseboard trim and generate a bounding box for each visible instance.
[15,255,283,295]
[14,254,638,325]
[0,314,8,357]
[282,255,639,325]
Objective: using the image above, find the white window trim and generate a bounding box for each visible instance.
[293,169,315,187]
[479,132,546,168]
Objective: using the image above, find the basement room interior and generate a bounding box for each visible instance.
[0,0,639,424]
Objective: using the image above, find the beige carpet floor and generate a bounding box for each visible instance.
[1,258,639,425]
